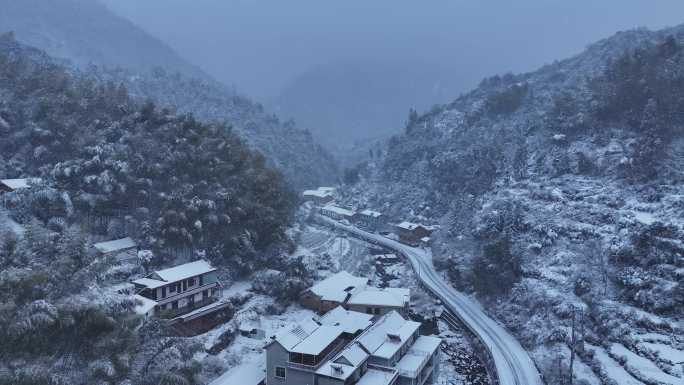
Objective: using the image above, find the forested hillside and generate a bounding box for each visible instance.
[0,0,338,189]
[342,26,684,383]
[84,66,338,189]
[0,33,295,268]
[0,32,300,385]
[0,0,204,78]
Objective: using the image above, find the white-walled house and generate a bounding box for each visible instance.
[132,260,222,318]
[320,205,357,222]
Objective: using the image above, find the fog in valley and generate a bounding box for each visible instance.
[104,0,684,155]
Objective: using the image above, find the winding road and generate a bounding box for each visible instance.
[319,216,544,385]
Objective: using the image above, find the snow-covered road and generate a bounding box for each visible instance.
[319,216,544,385]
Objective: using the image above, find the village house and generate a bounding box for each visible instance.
[320,204,357,222]
[132,260,222,319]
[302,187,335,205]
[356,209,386,231]
[0,178,41,207]
[0,178,41,193]
[265,307,440,385]
[394,222,435,247]
[93,237,139,264]
[300,271,410,316]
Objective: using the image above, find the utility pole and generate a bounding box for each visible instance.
[569,307,576,385]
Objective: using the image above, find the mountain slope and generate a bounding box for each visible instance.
[342,26,684,384]
[85,66,338,188]
[0,33,295,267]
[272,59,468,158]
[0,0,338,188]
[0,0,204,78]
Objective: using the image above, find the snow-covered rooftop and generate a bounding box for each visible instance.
[133,294,157,315]
[321,205,356,218]
[307,272,410,308]
[396,221,423,231]
[359,209,383,218]
[290,325,344,355]
[303,189,334,198]
[319,306,373,334]
[272,318,320,351]
[0,178,41,190]
[356,367,398,385]
[132,277,167,289]
[272,308,372,354]
[348,287,410,308]
[411,335,441,354]
[308,271,369,303]
[357,311,420,359]
[395,336,441,376]
[93,237,137,254]
[153,260,216,282]
[316,342,368,380]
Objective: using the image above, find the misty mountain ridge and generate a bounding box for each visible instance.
[272,58,470,158]
[0,0,206,79]
[0,0,338,188]
[339,25,684,383]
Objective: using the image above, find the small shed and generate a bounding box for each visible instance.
[93,237,139,263]
[0,178,41,193]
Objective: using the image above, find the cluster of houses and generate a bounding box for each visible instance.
[211,270,442,385]
[264,271,441,385]
[3,178,443,385]
[303,187,438,247]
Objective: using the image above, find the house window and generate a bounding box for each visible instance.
[188,278,195,286]
[374,308,381,315]
[176,283,181,293]
[161,287,166,298]
[172,301,178,309]
[169,285,176,293]
[366,307,373,314]
[199,275,204,286]
[275,367,286,379]
[203,290,209,299]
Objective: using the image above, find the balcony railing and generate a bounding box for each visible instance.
[155,282,219,306]
[367,364,400,384]
[157,297,218,319]
[287,339,347,372]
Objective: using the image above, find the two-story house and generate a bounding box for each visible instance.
[132,260,221,318]
[265,308,440,385]
[266,306,373,385]
[394,222,436,247]
[356,209,386,231]
[302,188,335,205]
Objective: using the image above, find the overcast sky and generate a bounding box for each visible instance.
[102,0,684,101]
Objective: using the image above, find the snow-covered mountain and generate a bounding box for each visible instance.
[342,26,684,384]
[0,0,338,188]
[0,0,204,78]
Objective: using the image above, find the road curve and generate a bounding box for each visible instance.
[319,216,544,385]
